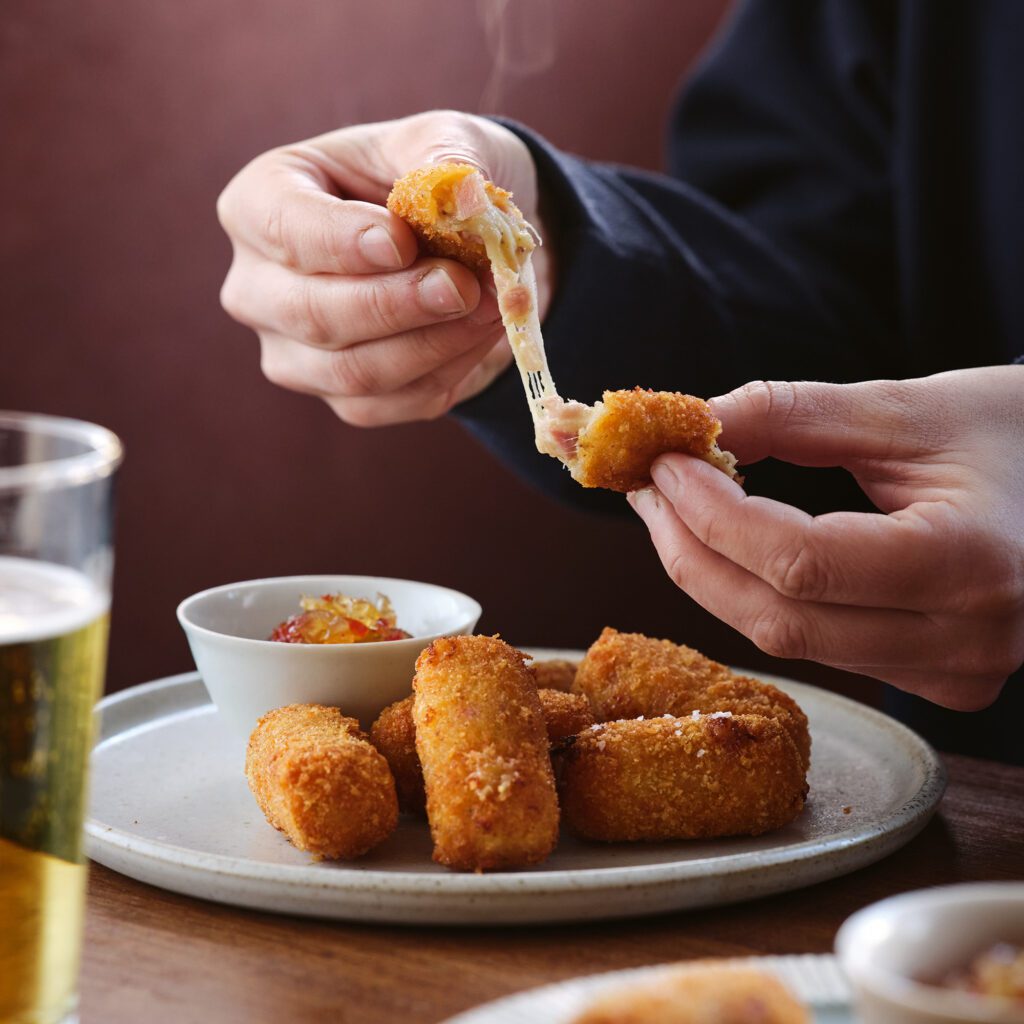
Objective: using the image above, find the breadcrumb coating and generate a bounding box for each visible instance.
[573,628,810,770]
[412,635,559,870]
[573,628,733,720]
[386,162,528,272]
[559,714,808,842]
[245,704,398,860]
[573,388,739,492]
[571,964,810,1024]
[369,695,424,814]
[530,658,579,693]
[538,689,596,744]
[372,687,593,817]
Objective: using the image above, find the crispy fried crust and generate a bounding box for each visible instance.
[573,627,733,720]
[539,689,596,744]
[369,696,424,815]
[374,687,593,817]
[559,714,808,842]
[573,628,810,771]
[386,162,526,272]
[700,676,811,773]
[571,964,810,1024]
[530,658,579,693]
[245,704,398,860]
[573,388,739,492]
[412,635,559,870]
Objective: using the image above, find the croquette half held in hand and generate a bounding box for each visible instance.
[574,627,810,771]
[245,703,398,860]
[558,713,808,842]
[412,635,560,871]
[372,687,594,816]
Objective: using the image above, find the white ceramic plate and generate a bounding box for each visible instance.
[442,954,855,1023]
[85,652,945,926]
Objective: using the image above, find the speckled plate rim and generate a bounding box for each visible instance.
[85,656,946,924]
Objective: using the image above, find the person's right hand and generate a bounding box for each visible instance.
[217,111,550,426]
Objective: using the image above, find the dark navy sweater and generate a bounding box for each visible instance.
[457,0,1024,762]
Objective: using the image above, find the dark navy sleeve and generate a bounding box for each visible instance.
[454,0,900,510]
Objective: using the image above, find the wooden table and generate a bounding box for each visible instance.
[80,753,1023,1024]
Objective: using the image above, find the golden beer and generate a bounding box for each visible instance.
[0,557,109,1024]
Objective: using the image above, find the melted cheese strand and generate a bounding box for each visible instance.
[471,205,567,454]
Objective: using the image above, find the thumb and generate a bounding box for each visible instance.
[709,378,928,467]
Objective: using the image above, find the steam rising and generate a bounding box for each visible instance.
[477,0,556,112]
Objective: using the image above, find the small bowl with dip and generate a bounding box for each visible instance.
[177,574,481,739]
[836,882,1024,1024]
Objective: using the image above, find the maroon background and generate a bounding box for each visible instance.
[0,0,879,706]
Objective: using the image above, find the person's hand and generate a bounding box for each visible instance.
[217,111,550,425]
[627,366,1024,710]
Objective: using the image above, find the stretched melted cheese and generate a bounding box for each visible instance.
[387,164,738,492]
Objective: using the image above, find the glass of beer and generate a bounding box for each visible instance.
[0,412,122,1024]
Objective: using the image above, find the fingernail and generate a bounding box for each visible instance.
[359,225,403,269]
[467,286,501,325]
[419,268,466,315]
[650,461,676,491]
[629,486,659,514]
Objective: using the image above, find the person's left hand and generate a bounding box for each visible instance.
[627,366,1024,710]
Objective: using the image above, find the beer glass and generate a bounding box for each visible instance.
[0,412,122,1024]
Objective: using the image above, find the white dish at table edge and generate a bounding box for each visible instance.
[85,652,946,926]
[441,954,854,1024]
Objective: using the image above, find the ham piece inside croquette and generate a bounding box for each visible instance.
[387,163,738,491]
[412,635,560,871]
[245,703,398,860]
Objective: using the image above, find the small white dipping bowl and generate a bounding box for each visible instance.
[177,575,481,740]
[836,882,1024,1024]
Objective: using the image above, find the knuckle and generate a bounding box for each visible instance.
[413,373,462,420]
[749,608,809,661]
[767,541,828,602]
[261,196,300,268]
[363,278,405,337]
[326,397,382,429]
[759,380,799,426]
[326,347,383,398]
[735,379,798,426]
[218,270,248,324]
[284,278,331,348]
[258,342,295,391]
[664,550,690,592]
[685,495,722,550]
[215,186,236,232]
[948,621,1024,680]
[941,676,1007,712]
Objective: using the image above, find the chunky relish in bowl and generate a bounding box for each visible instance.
[269,593,411,644]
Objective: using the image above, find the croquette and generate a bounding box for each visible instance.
[245,704,398,860]
[412,635,560,871]
[530,658,579,692]
[559,713,808,842]
[373,687,592,817]
[573,628,810,770]
[572,388,739,492]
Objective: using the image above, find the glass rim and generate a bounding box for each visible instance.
[0,411,123,493]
